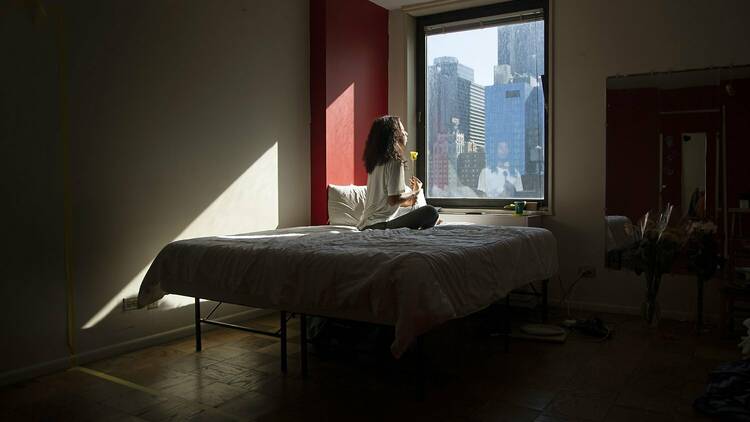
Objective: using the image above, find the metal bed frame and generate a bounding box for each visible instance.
[192,278,549,398]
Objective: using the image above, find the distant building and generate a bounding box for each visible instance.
[486,21,545,198]
[428,57,486,153]
[468,83,486,151]
[457,151,486,191]
[484,75,544,186]
[430,129,463,192]
[497,21,544,78]
[427,20,545,198]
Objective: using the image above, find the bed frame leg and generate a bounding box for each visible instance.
[300,314,308,378]
[542,278,549,323]
[280,311,288,374]
[194,298,202,352]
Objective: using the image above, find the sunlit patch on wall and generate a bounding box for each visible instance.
[82,143,279,329]
[326,83,355,184]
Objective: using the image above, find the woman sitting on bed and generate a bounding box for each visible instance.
[358,116,440,230]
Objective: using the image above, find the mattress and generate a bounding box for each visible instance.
[138,224,558,357]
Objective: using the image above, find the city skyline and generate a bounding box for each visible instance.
[426,20,544,89]
[426,20,545,199]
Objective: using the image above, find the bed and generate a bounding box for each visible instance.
[137,185,558,395]
[138,223,557,357]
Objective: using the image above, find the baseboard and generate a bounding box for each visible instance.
[0,308,274,387]
[555,298,718,323]
[0,355,76,388]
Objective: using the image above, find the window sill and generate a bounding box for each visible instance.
[438,208,552,216]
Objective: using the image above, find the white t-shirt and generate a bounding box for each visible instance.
[358,159,405,229]
[477,166,524,197]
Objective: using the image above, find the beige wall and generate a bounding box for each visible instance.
[1,4,69,379]
[2,0,310,381]
[390,0,750,318]
[67,0,310,352]
[550,0,750,318]
[388,10,417,155]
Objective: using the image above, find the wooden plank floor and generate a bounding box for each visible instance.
[0,310,736,421]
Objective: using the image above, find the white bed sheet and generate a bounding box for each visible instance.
[138,224,558,357]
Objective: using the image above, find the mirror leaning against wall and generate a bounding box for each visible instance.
[604,65,750,284]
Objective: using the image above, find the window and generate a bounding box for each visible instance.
[417,0,549,208]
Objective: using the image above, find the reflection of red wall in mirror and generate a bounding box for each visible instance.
[659,86,721,220]
[725,78,750,210]
[606,88,659,222]
[659,86,721,112]
[607,80,750,223]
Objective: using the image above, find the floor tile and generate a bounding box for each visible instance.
[137,399,205,422]
[604,405,673,422]
[101,388,168,414]
[534,414,569,422]
[170,380,246,407]
[230,351,279,370]
[0,310,734,422]
[615,388,678,414]
[202,361,251,380]
[474,400,540,422]
[184,408,238,422]
[166,354,221,375]
[254,341,301,358]
[496,386,557,411]
[545,389,615,421]
[216,390,285,419]
[227,335,280,351]
[195,345,248,362]
[159,374,218,399]
[224,369,273,390]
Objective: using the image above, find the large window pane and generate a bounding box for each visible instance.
[425,20,545,200]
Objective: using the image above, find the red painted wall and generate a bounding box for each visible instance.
[310,0,388,225]
[310,0,327,227]
[606,88,659,222]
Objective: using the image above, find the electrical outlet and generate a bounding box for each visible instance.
[122,296,138,311]
[578,265,596,278]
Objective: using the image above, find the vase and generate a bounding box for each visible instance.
[641,299,661,328]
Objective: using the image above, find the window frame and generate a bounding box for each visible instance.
[416,0,550,210]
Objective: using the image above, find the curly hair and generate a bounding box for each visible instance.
[363,115,406,174]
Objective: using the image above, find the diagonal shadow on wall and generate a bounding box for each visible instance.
[62,0,310,353]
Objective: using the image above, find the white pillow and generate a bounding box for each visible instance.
[327,185,368,226]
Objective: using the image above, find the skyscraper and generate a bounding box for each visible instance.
[468,83,486,151]
[484,75,544,197]
[427,57,486,195]
[480,20,545,198]
[428,57,486,153]
[457,150,486,192]
[497,20,544,78]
